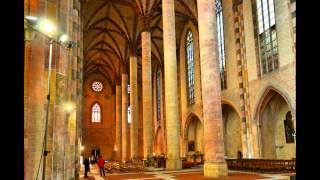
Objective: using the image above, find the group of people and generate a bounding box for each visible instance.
[83,155,106,178]
[145,153,166,167]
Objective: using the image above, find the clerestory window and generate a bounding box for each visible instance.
[256,0,279,75]
[216,0,227,90]
[186,30,195,105]
[156,69,161,125]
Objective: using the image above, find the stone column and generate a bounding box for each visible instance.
[197,0,228,177]
[115,85,122,161]
[130,56,139,161]
[24,33,46,180]
[142,31,153,158]
[121,74,128,162]
[162,0,182,170]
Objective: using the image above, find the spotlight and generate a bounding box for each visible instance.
[64,102,75,113]
[59,34,68,43]
[25,16,38,21]
[37,18,56,36]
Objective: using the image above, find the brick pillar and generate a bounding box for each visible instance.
[25,36,46,180]
[121,74,128,162]
[233,1,250,158]
[141,31,153,159]
[197,0,228,177]
[24,36,31,180]
[162,0,182,170]
[52,46,68,180]
[115,85,122,161]
[130,56,139,161]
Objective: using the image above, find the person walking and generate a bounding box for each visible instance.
[83,157,90,178]
[97,155,106,176]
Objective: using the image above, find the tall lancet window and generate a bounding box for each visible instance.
[92,103,101,123]
[216,0,227,90]
[128,106,131,123]
[186,30,195,105]
[156,69,161,125]
[256,0,278,75]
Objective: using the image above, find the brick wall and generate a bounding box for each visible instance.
[82,75,115,160]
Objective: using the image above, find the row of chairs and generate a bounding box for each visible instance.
[226,159,296,173]
[182,158,204,169]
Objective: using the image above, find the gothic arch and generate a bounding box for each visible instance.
[221,103,242,158]
[183,113,204,154]
[154,126,164,155]
[184,113,203,139]
[221,98,241,118]
[254,85,296,159]
[253,84,295,124]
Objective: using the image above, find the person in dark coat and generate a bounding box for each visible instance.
[83,157,90,178]
[237,150,243,159]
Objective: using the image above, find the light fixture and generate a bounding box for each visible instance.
[81,146,84,151]
[64,102,75,113]
[25,16,38,21]
[59,34,68,43]
[36,17,56,36]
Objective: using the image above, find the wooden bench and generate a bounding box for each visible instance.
[226,159,296,173]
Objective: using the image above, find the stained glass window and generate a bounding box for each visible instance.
[157,69,161,125]
[92,103,101,123]
[92,81,103,92]
[256,0,279,75]
[186,30,195,105]
[216,0,227,90]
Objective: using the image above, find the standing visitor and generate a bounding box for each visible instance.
[97,155,106,176]
[83,157,90,178]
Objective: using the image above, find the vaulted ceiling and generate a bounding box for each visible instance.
[82,0,198,91]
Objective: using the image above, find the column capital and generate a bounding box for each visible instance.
[139,15,151,31]
[121,73,128,77]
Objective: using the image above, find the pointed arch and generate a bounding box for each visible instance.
[184,113,203,153]
[221,98,241,119]
[154,126,164,155]
[184,113,202,141]
[253,85,295,124]
[253,85,296,159]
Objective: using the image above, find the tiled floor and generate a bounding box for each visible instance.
[79,164,295,180]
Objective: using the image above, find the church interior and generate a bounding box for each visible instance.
[24,0,296,179]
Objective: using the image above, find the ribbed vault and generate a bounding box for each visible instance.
[82,0,198,91]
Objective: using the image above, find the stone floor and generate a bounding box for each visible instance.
[79,164,295,180]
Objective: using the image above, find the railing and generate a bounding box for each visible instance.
[226,159,296,173]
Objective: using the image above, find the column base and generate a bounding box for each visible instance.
[204,161,228,178]
[131,157,140,164]
[113,151,122,162]
[166,158,182,171]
